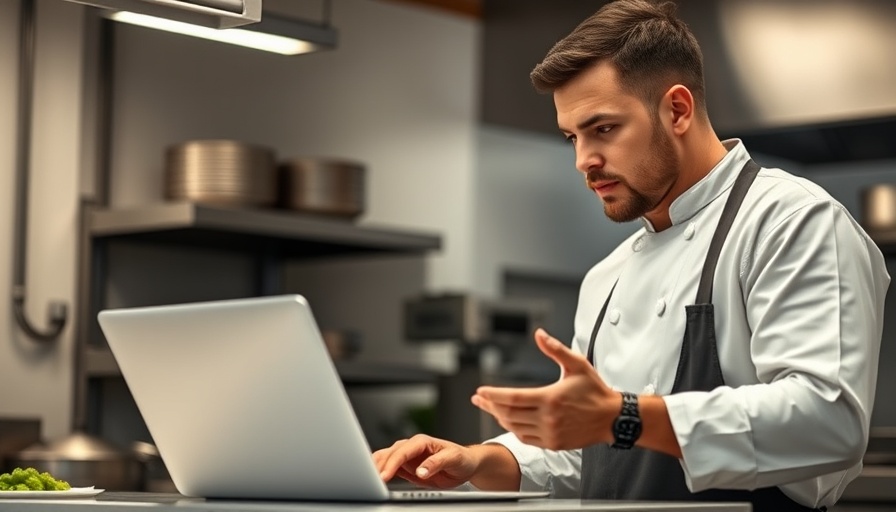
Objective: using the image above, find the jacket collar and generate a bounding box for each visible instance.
[641,139,751,232]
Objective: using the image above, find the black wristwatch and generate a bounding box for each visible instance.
[611,391,642,449]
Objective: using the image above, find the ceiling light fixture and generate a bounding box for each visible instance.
[66,0,338,55]
[64,0,262,29]
[106,10,337,55]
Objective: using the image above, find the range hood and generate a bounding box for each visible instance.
[677,0,896,164]
[64,0,261,28]
[481,0,895,164]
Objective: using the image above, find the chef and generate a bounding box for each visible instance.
[373,1,890,510]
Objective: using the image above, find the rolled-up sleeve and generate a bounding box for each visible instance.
[664,199,889,506]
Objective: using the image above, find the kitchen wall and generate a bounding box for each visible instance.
[0,0,85,439]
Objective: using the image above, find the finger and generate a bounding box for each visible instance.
[394,466,428,486]
[378,437,428,481]
[517,432,546,448]
[471,395,515,433]
[372,440,405,470]
[498,417,544,440]
[472,395,541,428]
[473,400,541,440]
[415,452,449,480]
[470,394,490,414]
[534,328,591,375]
[399,463,430,484]
[415,446,464,481]
[475,386,544,408]
[472,394,535,432]
[373,440,404,475]
[401,460,423,478]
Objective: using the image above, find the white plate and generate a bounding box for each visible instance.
[0,487,104,499]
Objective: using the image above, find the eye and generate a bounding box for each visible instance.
[597,124,615,134]
[565,134,577,145]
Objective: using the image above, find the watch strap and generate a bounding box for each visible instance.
[611,391,642,450]
[620,391,639,417]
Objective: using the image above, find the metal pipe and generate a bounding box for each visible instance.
[73,13,116,432]
[12,0,68,343]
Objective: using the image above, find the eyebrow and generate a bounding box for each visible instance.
[558,113,615,134]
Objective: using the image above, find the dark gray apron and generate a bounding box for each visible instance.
[579,160,825,512]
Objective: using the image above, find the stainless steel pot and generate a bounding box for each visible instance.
[278,158,365,219]
[861,183,896,231]
[165,139,277,207]
[9,432,146,491]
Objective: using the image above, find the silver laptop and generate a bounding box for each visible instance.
[97,294,549,502]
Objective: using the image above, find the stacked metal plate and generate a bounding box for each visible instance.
[278,158,365,219]
[165,140,277,207]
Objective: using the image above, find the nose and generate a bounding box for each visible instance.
[575,144,604,175]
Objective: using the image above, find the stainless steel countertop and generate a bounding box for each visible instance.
[0,492,752,512]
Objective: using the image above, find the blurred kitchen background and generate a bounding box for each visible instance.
[1,0,895,507]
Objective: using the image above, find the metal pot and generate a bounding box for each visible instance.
[9,431,146,491]
[277,158,365,219]
[165,139,277,207]
[861,183,896,231]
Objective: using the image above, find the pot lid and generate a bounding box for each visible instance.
[15,431,134,462]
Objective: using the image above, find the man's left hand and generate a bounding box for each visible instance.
[472,328,621,451]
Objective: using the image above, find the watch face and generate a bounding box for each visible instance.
[613,415,642,444]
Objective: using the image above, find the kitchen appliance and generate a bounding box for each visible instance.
[164,139,277,207]
[404,293,548,349]
[277,158,365,219]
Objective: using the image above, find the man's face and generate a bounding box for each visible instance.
[555,61,679,224]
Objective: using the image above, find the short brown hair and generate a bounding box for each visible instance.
[530,0,706,113]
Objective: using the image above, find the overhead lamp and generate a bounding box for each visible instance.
[63,0,263,29]
[65,0,338,56]
[105,10,338,55]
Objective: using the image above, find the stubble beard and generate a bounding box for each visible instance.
[598,124,678,223]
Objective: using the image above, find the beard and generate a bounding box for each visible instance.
[586,122,679,223]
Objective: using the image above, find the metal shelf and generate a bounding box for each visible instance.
[83,345,437,386]
[88,202,442,258]
[79,202,442,381]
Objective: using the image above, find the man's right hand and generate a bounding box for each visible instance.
[372,434,521,491]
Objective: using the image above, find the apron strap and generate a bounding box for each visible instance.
[694,159,761,304]
[586,282,616,366]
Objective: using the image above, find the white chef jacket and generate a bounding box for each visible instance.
[486,140,890,508]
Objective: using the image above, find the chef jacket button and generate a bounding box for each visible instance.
[684,223,696,240]
[655,298,666,316]
[632,236,645,252]
[608,309,621,325]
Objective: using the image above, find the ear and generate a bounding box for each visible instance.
[663,84,695,136]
